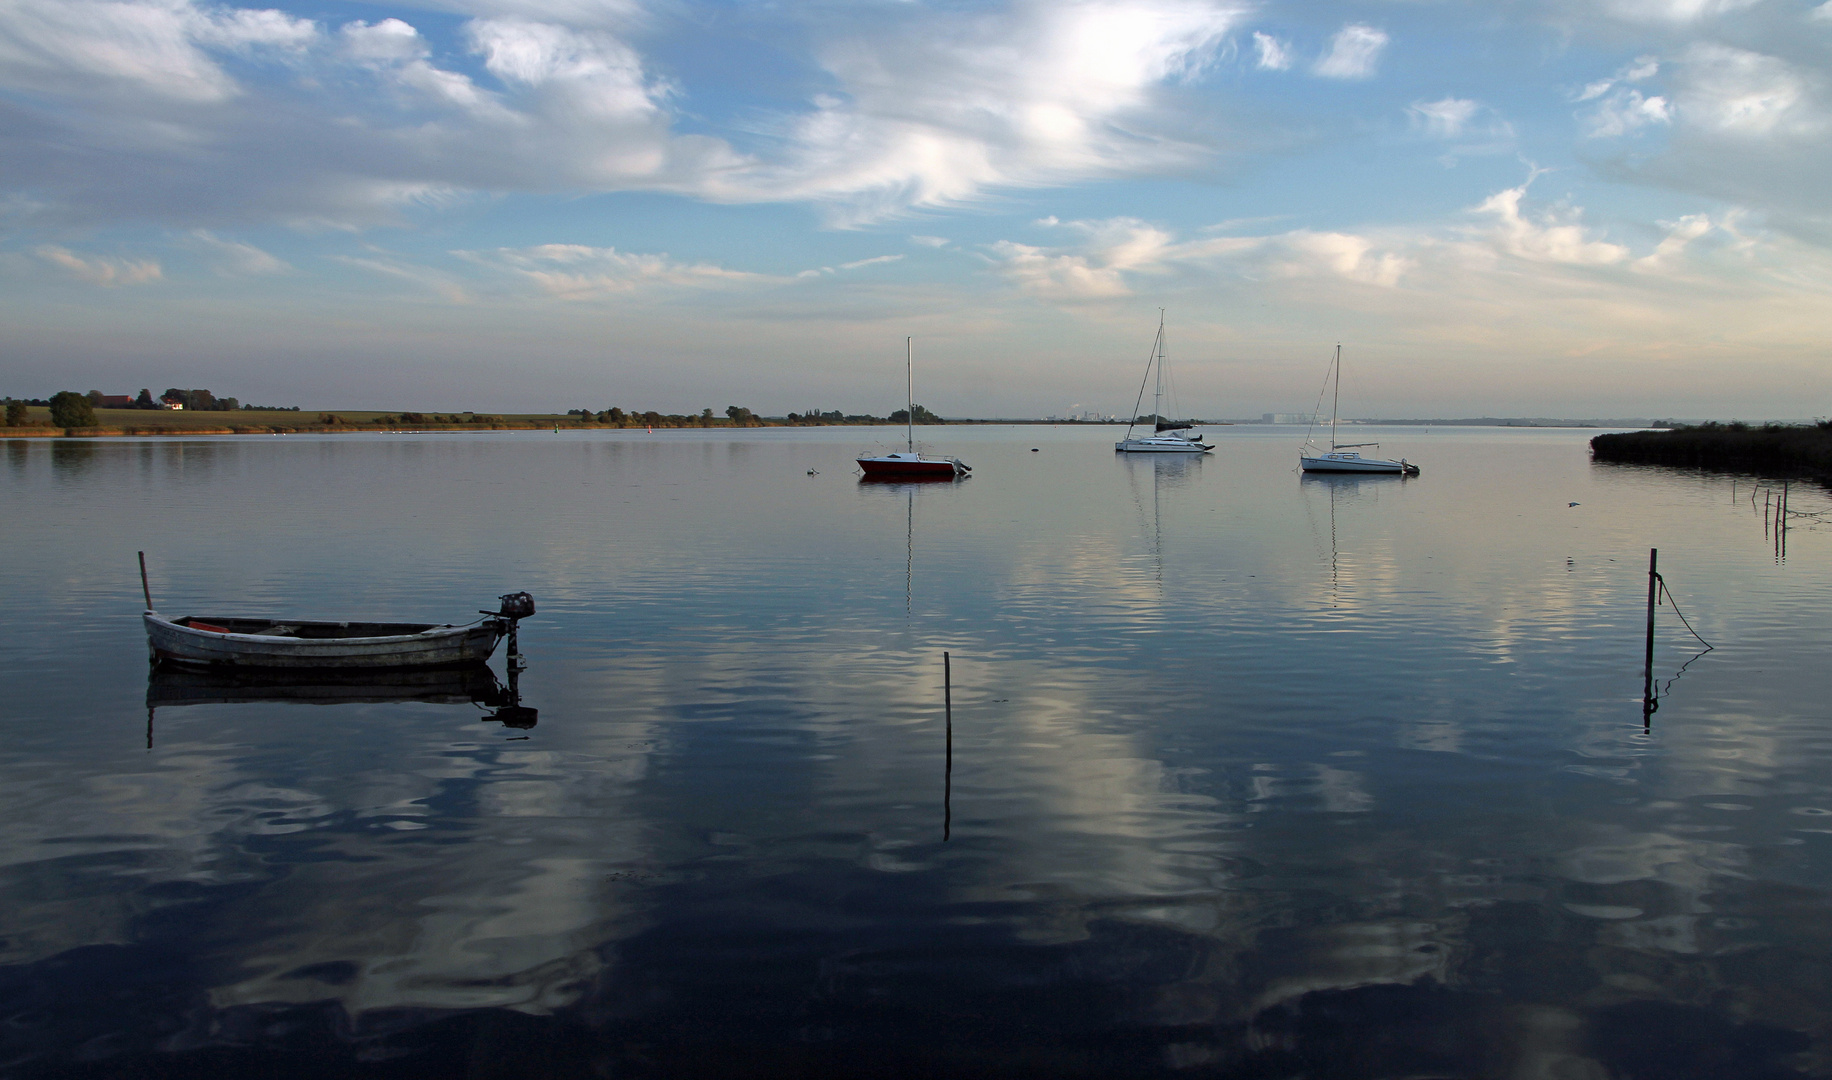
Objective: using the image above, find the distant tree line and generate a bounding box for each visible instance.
[888,404,941,424]
[559,406,753,427]
[554,405,907,427]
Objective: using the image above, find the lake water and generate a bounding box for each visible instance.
[3,425,1829,1078]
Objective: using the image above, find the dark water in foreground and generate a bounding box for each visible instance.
[3,426,1830,1078]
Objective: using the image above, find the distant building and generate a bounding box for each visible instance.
[161,398,184,410]
[99,395,132,408]
[1262,413,1309,424]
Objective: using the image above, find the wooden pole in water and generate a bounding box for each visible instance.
[1643,548,1658,725]
[1781,481,1789,558]
[943,650,952,842]
[138,551,153,610]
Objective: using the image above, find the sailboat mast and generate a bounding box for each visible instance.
[906,336,914,455]
[1153,310,1165,428]
[1330,343,1341,452]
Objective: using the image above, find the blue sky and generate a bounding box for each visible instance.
[2,0,1829,417]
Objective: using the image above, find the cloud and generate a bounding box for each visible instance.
[1634,212,1717,271]
[909,235,949,248]
[1574,55,1672,137]
[1313,24,1387,80]
[1470,183,1628,265]
[1251,31,1289,71]
[34,245,162,285]
[0,0,1259,230]
[184,230,288,275]
[0,0,313,104]
[739,0,1249,223]
[982,173,1677,305]
[1582,37,1831,228]
[839,254,903,270]
[0,1,737,228]
[986,213,1407,299]
[462,243,776,298]
[1409,98,1481,138]
[1589,0,1761,24]
[331,252,469,302]
[1672,44,1812,136]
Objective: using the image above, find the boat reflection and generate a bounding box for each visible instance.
[145,663,537,746]
[857,473,961,486]
[1122,452,1203,602]
[1299,470,1403,607]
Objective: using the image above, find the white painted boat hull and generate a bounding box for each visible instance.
[1117,438,1212,453]
[1299,452,1418,475]
[144,612,504,669]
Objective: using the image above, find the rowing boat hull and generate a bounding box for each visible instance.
[144,612,503,669]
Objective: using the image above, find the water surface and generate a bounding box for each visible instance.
[2,426,1828,1077]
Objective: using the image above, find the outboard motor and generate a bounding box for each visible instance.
[488,704,539,729]
[482,592,536,671]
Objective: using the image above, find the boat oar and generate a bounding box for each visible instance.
[138,551,153,610]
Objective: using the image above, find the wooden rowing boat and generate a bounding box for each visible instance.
[144,612,506,669]
[142,592,534,670]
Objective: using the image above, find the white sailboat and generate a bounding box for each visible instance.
[1116,312,1212,454]
[1299,345,1418,476]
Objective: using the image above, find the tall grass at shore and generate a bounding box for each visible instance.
[1591,421,1832,479]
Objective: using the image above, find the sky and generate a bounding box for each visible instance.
[1,0,1829,418]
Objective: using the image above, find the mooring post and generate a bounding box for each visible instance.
[943,651,953,842]
[1643,548,1658,724]
[138,551,152,610]
[1781,482,1789,559]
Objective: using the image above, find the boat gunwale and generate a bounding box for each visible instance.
[147,611,480,646]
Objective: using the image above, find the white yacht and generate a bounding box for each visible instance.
[1299,345,1418,476]
[1116,312,1212,454]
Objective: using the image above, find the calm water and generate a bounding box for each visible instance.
[3,426,1829,1078]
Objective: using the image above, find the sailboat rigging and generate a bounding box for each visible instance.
[1116,311,1212,454]
[1298,345,1419,476]
[857,337,971,479]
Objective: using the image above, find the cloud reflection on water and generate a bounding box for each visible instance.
[1,428,1830,1074]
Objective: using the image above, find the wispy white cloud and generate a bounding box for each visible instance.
[909,235,950,248]
[184,231,289,276]
[34,245,162,285]
[982,174,1684,304]
[331,252,470,303]
[1251,31,1289,71]
[1313,24,1387,80]
[839,254,903,270]
[1574,55,1671,137]
[1673,43,1812,136]
[0,0,312,104]
[461,243,775,298]
[1589,0,1761,24]
[1409,98,1481,138]
[1469,183,1628,264]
